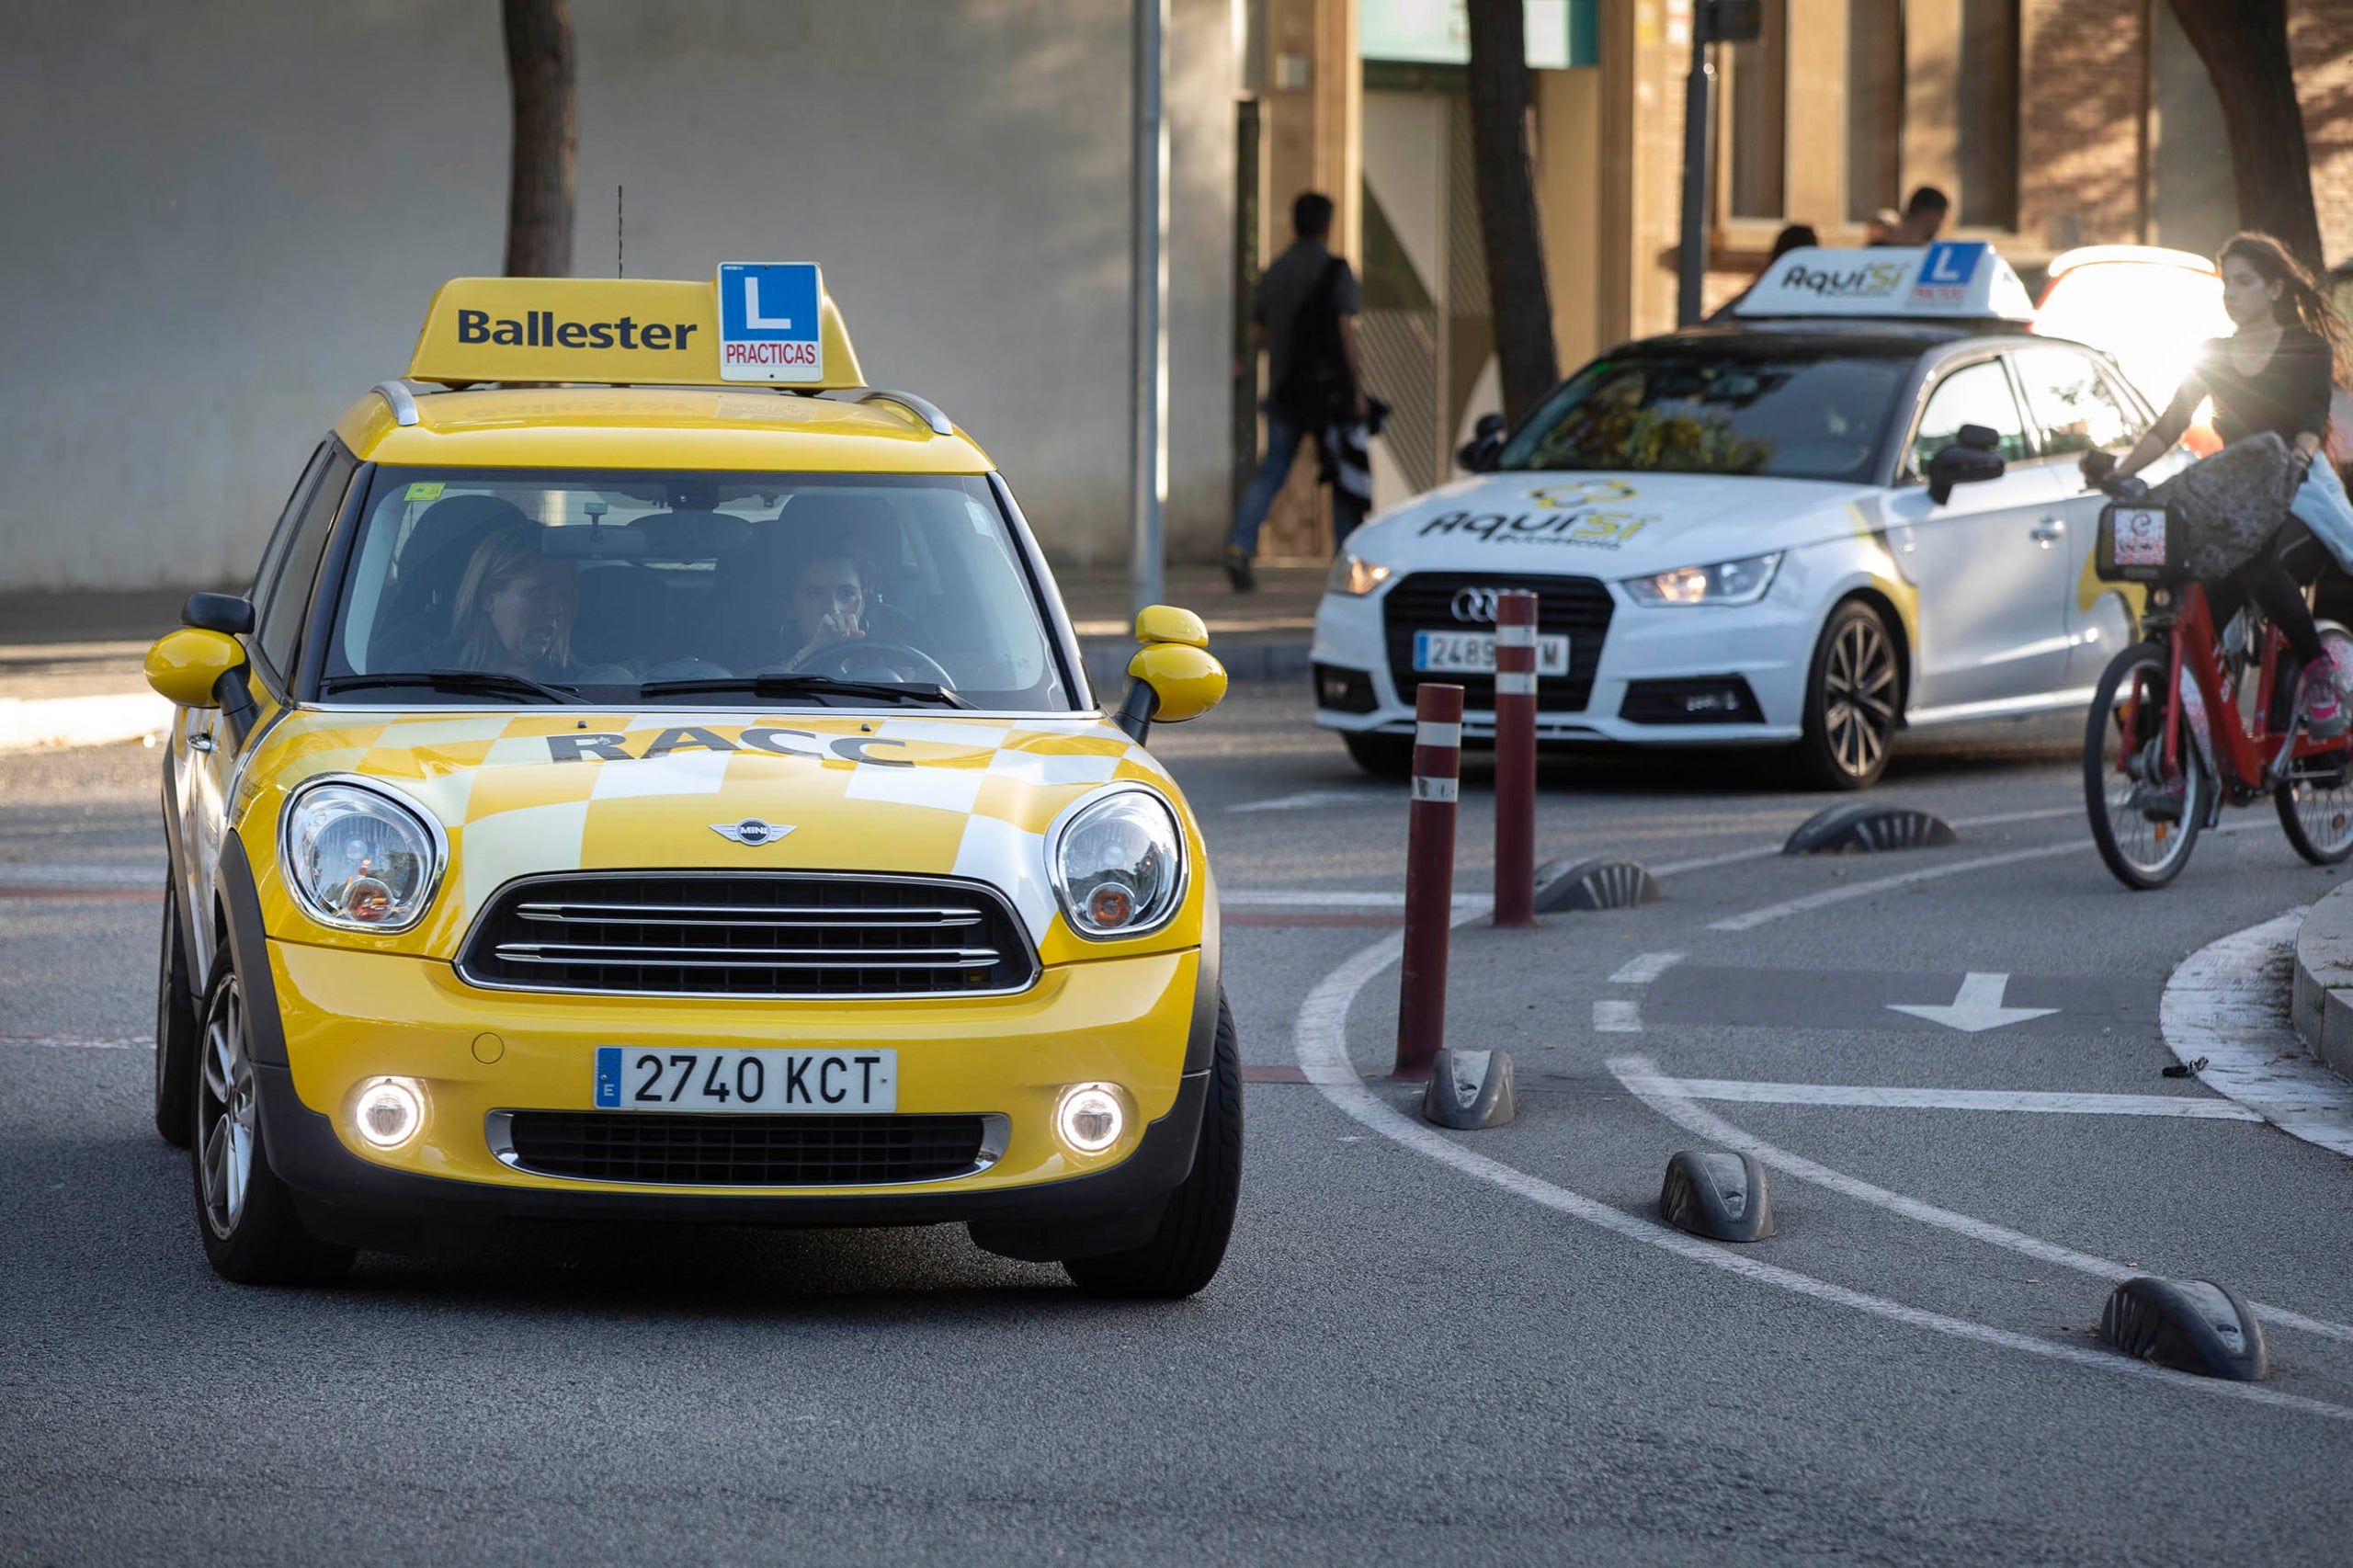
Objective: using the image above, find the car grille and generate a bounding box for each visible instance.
[457,872,1038,997]
[1381,572,1614,713]
[500,1110,990,1186]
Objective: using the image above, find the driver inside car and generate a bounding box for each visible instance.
[782,551,871,668]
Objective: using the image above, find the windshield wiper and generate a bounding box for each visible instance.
[638,674,972,710]
[321,669,586,705]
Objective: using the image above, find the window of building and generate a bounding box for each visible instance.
[1957,0,2019,230]
[1725,0,1787,221]
[1846,0,1904,225]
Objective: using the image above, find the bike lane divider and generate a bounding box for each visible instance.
[1608,1054,2353,1346]
[1288,917,2353,1421]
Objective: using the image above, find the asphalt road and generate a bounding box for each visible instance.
[5,689,2351,1565]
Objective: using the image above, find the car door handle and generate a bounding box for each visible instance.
[188,732,215,753]
[2030,517,2066,546]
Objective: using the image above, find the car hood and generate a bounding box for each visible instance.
[244,708,1178,955]
[1340,470,1881,581]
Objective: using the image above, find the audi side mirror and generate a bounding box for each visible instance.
[1927,426,2005,505]
[1456,412,1506,473]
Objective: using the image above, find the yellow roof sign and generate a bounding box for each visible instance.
[405,267,866,389]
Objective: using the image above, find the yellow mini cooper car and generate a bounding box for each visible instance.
[144,268,1237,1297]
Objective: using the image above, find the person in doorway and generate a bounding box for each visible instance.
[1226,190,1369,592]
[2085,232,2353,738]
[1892,186,1949,245]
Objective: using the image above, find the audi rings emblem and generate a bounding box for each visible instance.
[1450,586,1508,623]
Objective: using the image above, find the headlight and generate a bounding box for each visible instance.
[1622,551,1783,607]
[1050,788,1186,939]
[280,778,444,932]
[1327,552,1392,596]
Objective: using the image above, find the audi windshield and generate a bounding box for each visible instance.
[317,469,1074,710]
[1495,344,1915,484]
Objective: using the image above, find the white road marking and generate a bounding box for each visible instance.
[0,862,162,890]
[1290,926,2353,1421]
[1608,951,1686,985]
[1222,888,1488,911]
[1,1035,151,1050]
[1615,1072,2261,1120]
[1885,972,2061,1032]
[2161,908,2353,1159]
[1708,841,2094,931]
[1592,999,1643,1033]
[1649,844,1781,878]
[1948,806,2080,829]
[1610,1055,2353,1346]
[1227,789,1389,814]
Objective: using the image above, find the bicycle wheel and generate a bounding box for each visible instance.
[2277,625,2353,865]
[2085,642,2206,890]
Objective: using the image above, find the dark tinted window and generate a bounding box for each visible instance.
[256,447,357,681]
[1496,348,1911,483]
[248,444,331,605]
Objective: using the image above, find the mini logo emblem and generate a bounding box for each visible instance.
[1451,586,1506,623]
[710,819,793,846]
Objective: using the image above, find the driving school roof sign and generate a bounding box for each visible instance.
[406,267,865,389]
[1732,244,2035,321]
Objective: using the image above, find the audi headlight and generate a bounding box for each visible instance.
[280,778,444,933]
[1327,552,1392,597]
[1623,551,1783,607]
[1050,788,1186,939]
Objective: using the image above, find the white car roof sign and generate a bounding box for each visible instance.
[1733,244,2036,322]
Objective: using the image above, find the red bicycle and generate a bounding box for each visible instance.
[2084,489,2353,889]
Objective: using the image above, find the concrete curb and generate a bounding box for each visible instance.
[2291,883,2353,1083]
[0,693,170,752]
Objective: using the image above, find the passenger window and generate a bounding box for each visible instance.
[1907,360,2030,478]
[255,447,358,683]
[249,444,332,605]
[2013,347,2137,458]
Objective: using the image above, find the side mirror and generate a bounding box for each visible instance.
[1112,605,1226,742]
[182,592,256,634]
[1456,412,1505,473]
[145,627,246,709]
[1926,426,2006,504]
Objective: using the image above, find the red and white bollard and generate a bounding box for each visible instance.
[1492,589,1539,928]
[1393,682,1463,1082]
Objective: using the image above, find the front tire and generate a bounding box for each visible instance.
[1063,993,1243,1300]
[1343,731,1414,779]
[1795,599,1899,790]
[191,957,355,1286]
[2085,642,2206,890]
[153,884,199,1148]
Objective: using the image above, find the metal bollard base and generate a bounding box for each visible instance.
[1420,1048,1518,1130]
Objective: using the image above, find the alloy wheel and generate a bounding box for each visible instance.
[1822,616,1896,779]
[197,974,256,1240]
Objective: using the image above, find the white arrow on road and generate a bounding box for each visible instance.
[1886,972,2059,1033]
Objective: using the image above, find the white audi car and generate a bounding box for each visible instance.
[1313,244,2174,789]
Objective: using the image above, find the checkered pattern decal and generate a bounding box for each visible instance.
[256,710,1172,942]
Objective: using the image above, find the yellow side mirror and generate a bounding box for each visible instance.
[1127,642,1227,724]
[145,628,246,710]
[1133,604,1209,649]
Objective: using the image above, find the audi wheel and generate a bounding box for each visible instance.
[1795,599,1899,790]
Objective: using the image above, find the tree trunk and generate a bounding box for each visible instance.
[1463,0,1559,426]
[502,0,575,278]
[2165,0,2323,268]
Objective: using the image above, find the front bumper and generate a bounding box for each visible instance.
[1309,583,1813,745]
[255,937,1211,1241]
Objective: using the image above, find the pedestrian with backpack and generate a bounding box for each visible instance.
[1226,191,1370,591]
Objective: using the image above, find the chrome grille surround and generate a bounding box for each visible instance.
[455,870,1040,999]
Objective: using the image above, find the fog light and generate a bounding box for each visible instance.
[352,1076,426,1149]
[1055,1083,1125,1154]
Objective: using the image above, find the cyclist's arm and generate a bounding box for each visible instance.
[2101,367,2208,483]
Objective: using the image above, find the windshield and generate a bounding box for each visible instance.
[1495,348,1912,483]
[320,468,1073,710]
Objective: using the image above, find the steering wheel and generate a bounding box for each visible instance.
[789,639,959,689]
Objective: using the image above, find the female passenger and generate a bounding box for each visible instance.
[2086,233,2353,735]
[448,522,585,682]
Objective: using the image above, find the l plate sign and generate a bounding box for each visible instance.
[716,263,823,382]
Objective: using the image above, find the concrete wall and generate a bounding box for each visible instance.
[0,0,1236,594]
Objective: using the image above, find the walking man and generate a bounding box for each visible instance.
[1227,191,1369,591]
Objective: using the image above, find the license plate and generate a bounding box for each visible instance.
[1413,630,1571,676]
[593,1046,897,1113]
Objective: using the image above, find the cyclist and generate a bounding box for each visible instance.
[2083,232,2353,738]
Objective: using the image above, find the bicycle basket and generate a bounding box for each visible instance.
[2096,500,2187,584]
